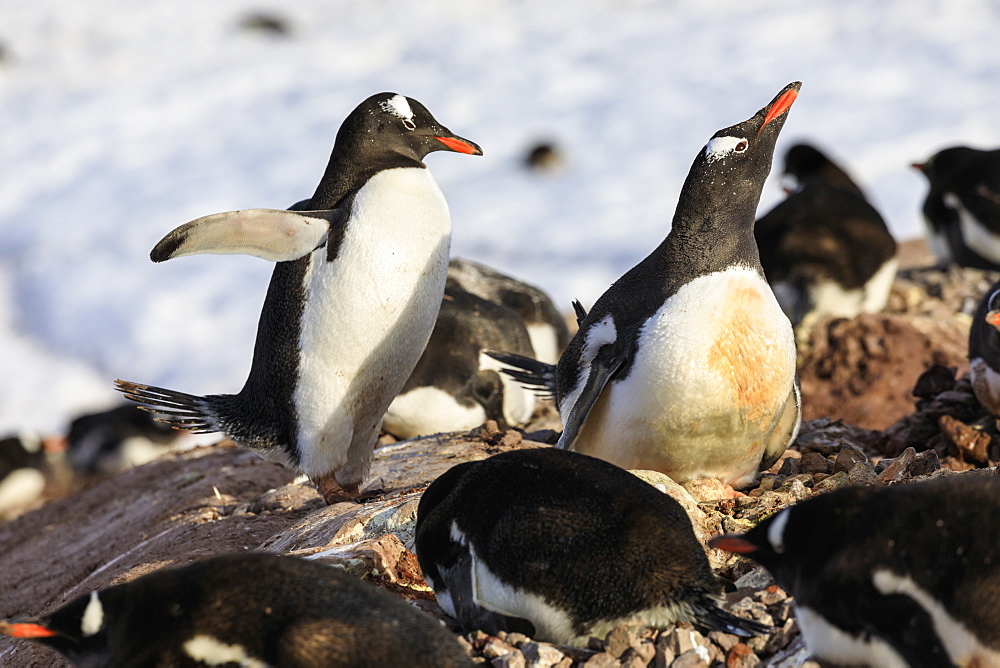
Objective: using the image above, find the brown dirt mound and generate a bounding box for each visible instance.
[798,313,968,429]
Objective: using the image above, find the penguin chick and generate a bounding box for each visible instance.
[116,93,481,504]
[383,284,537,439]
[491,83,803,490]
[415,447,770,646]
[0,552,472,667]
[756,143,898,328]
[913,146,1000,270]
[711,475,1000,667]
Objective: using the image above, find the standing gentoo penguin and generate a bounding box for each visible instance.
[0,553,473,667]
[116,93,481,503]
[913,146,1000,269]
[755,143,898,328]
[493,83,802,491]
[383,284,537,439]
[968,279,1000,415]
[710,475,1000,667]
[414,448,769,645]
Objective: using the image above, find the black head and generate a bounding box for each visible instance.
[338,92,482,163]
[0,590,111,664]
[310,92,482,208]
[781,143,861,194]
[673,82,800,234]
[911,145,977,183]
[709,485,878,594]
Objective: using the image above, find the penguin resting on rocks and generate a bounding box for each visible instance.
[490,83,802,491]
[913,146,1000,270]
[0,552,473,667]
[711,475,1000,667]
[116,93,481,503]
[382,284,537,439]
[415,447,770,646]
[968,278,1000,415]
[755,143,898,328]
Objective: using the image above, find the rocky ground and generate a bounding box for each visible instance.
[2,247,1000,667]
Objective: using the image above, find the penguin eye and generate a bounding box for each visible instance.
[704,136,750,162]
[402,119,416,131]
[989,290,1000,311]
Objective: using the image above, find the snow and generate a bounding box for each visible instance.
[1,0,999,435]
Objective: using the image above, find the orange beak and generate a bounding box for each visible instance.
[759,86,799,136]
[0,621,59,639]
[708,534,759,554]
[435,136,483,155]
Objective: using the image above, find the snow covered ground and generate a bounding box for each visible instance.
[2,0,999,435]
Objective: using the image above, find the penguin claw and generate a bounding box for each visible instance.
[313,474,362,505]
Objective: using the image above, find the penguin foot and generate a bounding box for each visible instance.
[313,474,361,505]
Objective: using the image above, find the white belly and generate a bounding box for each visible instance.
[573,267,796,484]
[293,167,452,480]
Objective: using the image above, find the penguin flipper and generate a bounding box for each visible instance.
[484,351,557,399]
[556,347,624,451]
[693,601,771,637]
[114,380,219,433]
[150,208,336,263]
[440,547,536,638]
[759,379,801,472]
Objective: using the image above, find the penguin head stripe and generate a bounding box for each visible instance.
[704,136,749,163]
[766,507,790,554]
[80,591,103,637]
[379,94,415,123]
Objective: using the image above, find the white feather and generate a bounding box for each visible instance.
[293,167,451,484]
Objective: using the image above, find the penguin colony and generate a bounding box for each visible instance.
[2,85,999,667]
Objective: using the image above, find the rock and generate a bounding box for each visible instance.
[799,452,831,475]
[733,566,774,590]
[492,650,526,668]
[605,620,643,658]
[706,631,739,652]
[671,648,710,668]
[680,477,729,501]
[847,461,878,486]
[876,447,941,483]
[814,471,851,492]
[832,445,868,474]
[724,643,757,668]
[520,641,565,668]
[582,652,619,667]
[483,637,517,660]
[653,633,677,668]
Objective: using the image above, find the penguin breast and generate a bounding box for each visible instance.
[293,167,452,474]
[578,267,796,479]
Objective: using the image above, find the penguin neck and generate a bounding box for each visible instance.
[658,206,763,277]
[309,143,426,209]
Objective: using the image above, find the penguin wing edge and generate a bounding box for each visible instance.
[150,209,333,263]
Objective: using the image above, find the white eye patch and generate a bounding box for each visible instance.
[704,136,749,163]
[379,94,415,122]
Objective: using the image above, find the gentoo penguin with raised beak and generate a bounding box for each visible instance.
[492,83,802,492]
[117,93,481,503]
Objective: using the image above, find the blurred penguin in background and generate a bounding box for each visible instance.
[756,143,897,329]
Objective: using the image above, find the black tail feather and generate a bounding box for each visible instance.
[484,351,557,399]
[694,602,772,637]
[114,380,219,434]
